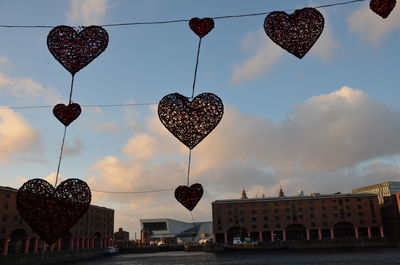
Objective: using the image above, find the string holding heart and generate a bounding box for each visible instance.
[158,18,224,213]
[16,26,108,246]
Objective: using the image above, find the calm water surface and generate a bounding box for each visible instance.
[63,247,400,265]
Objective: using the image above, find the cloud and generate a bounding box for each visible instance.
[87,86,400,234]
[348,3,400,45]
[0,108,39,162]
[66,0,109,25]
[81,119,119,133]
[231,31,284,84]
[0,72,61,104]
[64,137,84,156]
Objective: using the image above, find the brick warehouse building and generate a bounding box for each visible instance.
[212,191,383,244]
[0,186,114,255]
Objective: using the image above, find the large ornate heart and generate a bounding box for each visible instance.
[370,0,396,18]
[158,93,224,149]
[53,103,82,126]
[47,25,109,75]
[17,178,91,245]
[189,17,215,38]
[175,183,203,211]
[264,8,324,59]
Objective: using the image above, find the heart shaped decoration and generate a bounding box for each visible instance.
[47,25,109,75]
[17,178,91,245]
[189,17,215,38]
[264,8,324,59]
[158,93,224,149]
[175,183,203,211]
[370,0,396,18]
[53,103,82,126]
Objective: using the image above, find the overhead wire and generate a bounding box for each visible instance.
[0,0,367,29]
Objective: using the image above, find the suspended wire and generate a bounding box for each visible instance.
[0,102,158,110]
[91,187,175,194]
[0,0,367,29]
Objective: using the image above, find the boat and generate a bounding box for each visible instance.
[223,236,288,251]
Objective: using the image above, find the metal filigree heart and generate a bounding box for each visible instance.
[370,0,396,18]
[175,183,203,211]
[158,93,224,149]
[47,25,109,75]
[264,8,324,59]
[189,17,215,38]
[17,178,91,245]
[53,103,81,126]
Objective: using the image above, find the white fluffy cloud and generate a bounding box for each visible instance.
[231,31,283,84]
[0,108,39,162]
[0,72,61,104]
[67,0,109,25]
[87,86,400,235]
[348,3,400,45]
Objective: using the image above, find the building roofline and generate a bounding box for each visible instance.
[212,193,377,204]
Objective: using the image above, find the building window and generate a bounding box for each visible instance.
[275,224,280,229]
[264,224,269,229]
[310,207,314,212]
[1,227,5,234]
[4,203,8,210]
[240,217,245,222]
[240,210,244,215]
[274,209,279,213]
[5,193,10,198]
[298,215,303,219]
[357,198,361,202]
[228,211,232,216]
[251,210,256,215]
[323,221,328,226]
[345,198,349,202]
[333,206,338,210]
[358,212,364,217]
[217,226,222,231]
[252,225,257,229]
[334,213,338,218]
[263,216,268,221]
[286,216,291,220]
[346,205,350,210]
[311,222,316,227]
[274,202,278,206]
[347,213,351,217]
[275,216,280,220]
[321,206,327,211]
[360,220,364,225]
[14,216,18,222]
[322,213,327,218]
[332,199,337,203]
[2,215,7,221]
[286,208,290,213]
[310,214,315,219]
[298,208,303,212]
[228,218,232,222]
[263,209,268,214]
[357,205,362,209]
[252,217,257,222]
[321,200,326,204]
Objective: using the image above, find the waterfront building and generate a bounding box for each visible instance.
[212,189,383,244]
[352,181,400,204]
[114,227,131,248]
[140,218,212,245]
[0,186,114,255]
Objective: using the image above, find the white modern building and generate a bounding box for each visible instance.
[140,218,212,245]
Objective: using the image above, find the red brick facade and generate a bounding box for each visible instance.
[212,193,383,243]
[0,186,114,255]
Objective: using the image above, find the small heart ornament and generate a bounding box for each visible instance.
[47,25,109,75]
[264,8,324,59]
[370,0,396,18]
[53,103,81,126]
[189,17,215,38]
[158,93,224,149]
[17,178,91,245]
[175,183,203,211]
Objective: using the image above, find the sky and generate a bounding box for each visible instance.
[0,0,399,238]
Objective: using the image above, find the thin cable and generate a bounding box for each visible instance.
[91,188,175,194]
[0,0,367,29]
[190,211,196,226]
[0,102,157,110]
[54,126,67,187]
[68,75,75,104]
[191,38,202,99]
[187,149,192,187]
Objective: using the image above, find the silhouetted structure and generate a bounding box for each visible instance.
[212,191,383,244]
